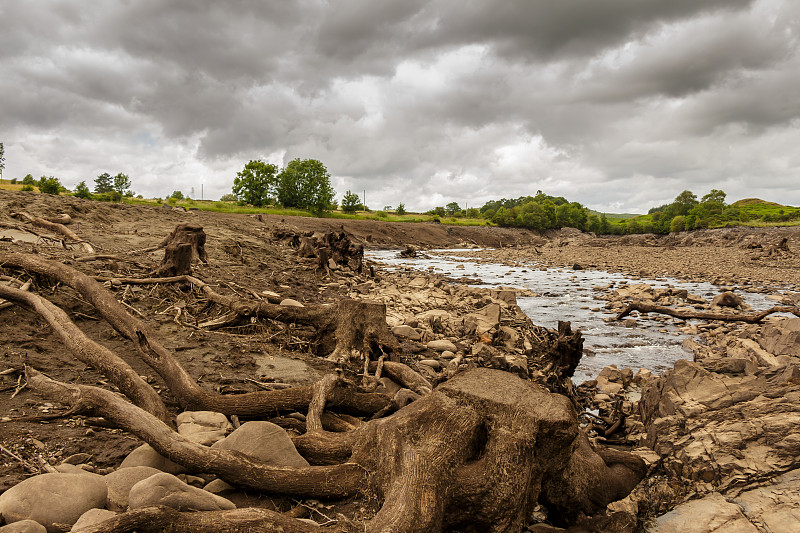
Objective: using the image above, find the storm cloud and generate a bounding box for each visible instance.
[1,0,798,212]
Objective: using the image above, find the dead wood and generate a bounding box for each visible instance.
[525,320,584,401]
[0,284,169,423]
[1,252,391,416]
[27,367,367,498]
[10,211,94,253]
[272,229,364,273]
[151,223,208,276]
[616,301,800,323]
[31,366,646,532]
[368,360,432,396]
[69,506,324,533]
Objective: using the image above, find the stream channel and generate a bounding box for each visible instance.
[367,249,783,383]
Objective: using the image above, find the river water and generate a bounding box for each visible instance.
[367,249,783,383]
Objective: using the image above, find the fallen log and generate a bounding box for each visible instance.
[616,301,800,323]
[10,211,94,253]
[0,252,390,416]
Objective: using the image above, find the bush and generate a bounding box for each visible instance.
[219,193,237,202]
[21,184,34,192]
[74,181,92,199]
[170,190,184,200]
[376,210,388,218]
[22,174,35,185]
[670,215,686,233]
[37,176,62,195]
[396,203,406,216]
[10,178,17,184]
[167,197,178,205]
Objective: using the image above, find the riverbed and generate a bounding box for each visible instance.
[367,249,783,382]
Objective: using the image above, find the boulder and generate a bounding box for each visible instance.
[203,479,235,494]
[391,325,421,341]
[279,298,304,308]
[212,421,309,467]
[463,303,500,336]
[758,317,800,357]
[176,411,232,445]
[103,466,163,511]
[426,339,457,353]
[650,492,758,533]
[0,521,47,533]
[0,473,108,533]
[711,291,744,308]
[119,443,186,474]
[128,473,235,512]
[70,509,116,531]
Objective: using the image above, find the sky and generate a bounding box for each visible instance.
[1,0,799,214]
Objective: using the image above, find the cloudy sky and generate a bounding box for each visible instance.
[2,0,798,213]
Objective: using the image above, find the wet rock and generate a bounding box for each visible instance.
[70,509,116,531]
[103,466,163,511]
[119,443,186,475]
[711,291,744,308]
[128,473,235,512]
[0,473,108,533]
[212,421,309,467]
[176,411,232,445]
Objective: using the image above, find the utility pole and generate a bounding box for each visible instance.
[201,184,203,201]
[363,190,366,211]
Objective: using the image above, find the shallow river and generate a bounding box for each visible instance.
[367,249,783,383]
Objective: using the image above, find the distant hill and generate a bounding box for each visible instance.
[731,198,783,207]
[586,209,641,220]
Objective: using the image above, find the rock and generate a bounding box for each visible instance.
[119,444,186,475]
[418,359,441,371]
[440,350,456,359]
[733,469,800,532]
[0,521,47,533]
[70,509,116,531]
[391,325,421,341]
[651,492,757,532]
[212,421,309,467]
[103,466,163,511]
[176,411,232,445]
[0,473,108,533]
[727,338,781,367]
[489,289,517,306]
[128,473,235,512]
[633,368,652,385]
[61,453,91,466]
[463,303,501,336]
[279,298,304,308]
[758,317,800,357]
[203,479,235,494]
[426,339,457,352]
[495,326,519,350]
[711,291,744,308]
[374,377,402,397]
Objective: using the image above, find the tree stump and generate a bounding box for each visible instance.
[152,224,208,276]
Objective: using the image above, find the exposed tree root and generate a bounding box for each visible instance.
[151,223,208,276]
[10,211,94,253]
[0,284,169,424]
[616,301,800,323]
[1,252,391,416]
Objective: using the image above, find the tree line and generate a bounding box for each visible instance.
[232,158,334,214]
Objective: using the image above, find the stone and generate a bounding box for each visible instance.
[758,317,800,357]
[651,492,758,533]
[70,509,116,531]
[119,443,186,474]
[463,303,501,336]
[374,377,402,397]
[61,453,91,466]
[203,479,235,494]
[128,473,235,512]
[176,411,232,445]
[212,421,309,467]
[103,466,163,511]
[279,298,304,308]
[391,325,421,341]
[418,359,441,371]
[0,521,47,533]
[440,350,456,359]
[0,473,108,533]
[711,291,744,308]
[426,339,457,353]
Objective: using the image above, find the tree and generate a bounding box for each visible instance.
[37,176,62,195]
[170,191,184,200]
[277,158,335,214]
[232,160,279,207]
[445,202,461,216]
[219,193,237,202]
[22,174,35,186]
[341,190,362,213]
[94,173,113,193]
[74,181,92,199]
[0,142,5,181]
[396,203,406,216]
[673,190,698,215]
[113,173,132,194]
[701,189,726,205]
[670,215,686,233]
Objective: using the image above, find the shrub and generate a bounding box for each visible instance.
[21,184,34,191]
[396,203,406,216]
[37,176,62,195]
[670,215,686,233]
[167,197,178,205]
[10,178,17,184]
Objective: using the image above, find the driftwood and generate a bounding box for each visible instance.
[616,301,800,323]
[10,211,94,253]
[29,366,646,532]
[0,252,390,417]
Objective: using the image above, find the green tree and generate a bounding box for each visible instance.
[219,193,237,202]
[0,142,5,181]
[170,190,184,200]
[341,190,362,213]
[38,176,62,195]
[701,189,726,205]
[113,173,132,194]
[277,159,335,213]
[396,203,406,216]
[74,181,92,199]
[22,174,35,186]
[233,160,279,207]
[94,173,113,193]
[445,202,461,216]
[673,190,698,215]
[670,215,686,233]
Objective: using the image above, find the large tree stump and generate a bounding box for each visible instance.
[152,224,208,276]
